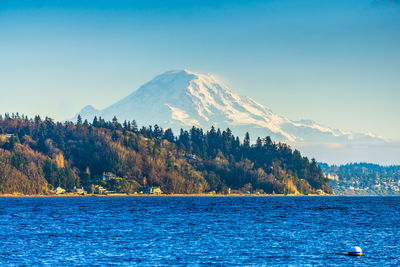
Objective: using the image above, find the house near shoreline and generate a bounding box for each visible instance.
[94,185,107,195]
[74,186,87,195]
[54,187,66,195]
[141,186,163,195]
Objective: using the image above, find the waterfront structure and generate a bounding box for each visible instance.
[142,187,163,194]
[74,186,87,195]
[94,185,107,195]
[54,187,66,195]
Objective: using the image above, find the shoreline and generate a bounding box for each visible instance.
[0,193,398,198]
[0,193,357,198]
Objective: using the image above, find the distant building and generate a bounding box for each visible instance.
[142,186,163,195]
[324,173,339,181]
[54,187,66,195]
[316,189,326,195]
[0,134,14,142]
[94,172,123,181]
[94,185,107,195]
[184,154,197,160]
[74,186,87,195]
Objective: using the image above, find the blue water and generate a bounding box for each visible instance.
[0,197,399,266]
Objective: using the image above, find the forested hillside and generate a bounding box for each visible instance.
[320,163,400,195]
[0,113,332,195]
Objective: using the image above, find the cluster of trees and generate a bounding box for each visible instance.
[320,162,400,195]
[0,113,332,195]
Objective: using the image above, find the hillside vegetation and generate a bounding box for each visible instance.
[0,113,332,195]
[320,163,400,195]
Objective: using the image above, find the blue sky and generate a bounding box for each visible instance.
[0,0,399,139]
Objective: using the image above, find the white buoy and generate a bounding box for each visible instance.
[348,246,363,256]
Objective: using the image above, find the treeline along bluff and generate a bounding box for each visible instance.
[0,113,332,195]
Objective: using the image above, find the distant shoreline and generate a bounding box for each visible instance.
[0,193,345,198]
[0,194,397,198]
[0,193,400,198]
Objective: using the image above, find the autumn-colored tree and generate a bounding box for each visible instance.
[0,114,332,195]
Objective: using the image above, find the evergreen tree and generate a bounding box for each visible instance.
[264,136,272,146]
[164,128,175,143]
[92,116,99,127]
[256,137,262,148]
[0,115,332,195]
[131,120,138,132]
[244,132,250,148]
[77,115,82,125]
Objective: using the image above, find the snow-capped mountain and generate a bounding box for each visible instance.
[73,69,384,146]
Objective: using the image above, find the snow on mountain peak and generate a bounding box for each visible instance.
[73,69,385,145]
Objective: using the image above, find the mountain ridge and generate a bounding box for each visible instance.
[73,69,384,146]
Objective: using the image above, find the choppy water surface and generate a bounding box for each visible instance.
[0,196,399,266]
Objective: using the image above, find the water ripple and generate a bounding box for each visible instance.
[0,196,399,266]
